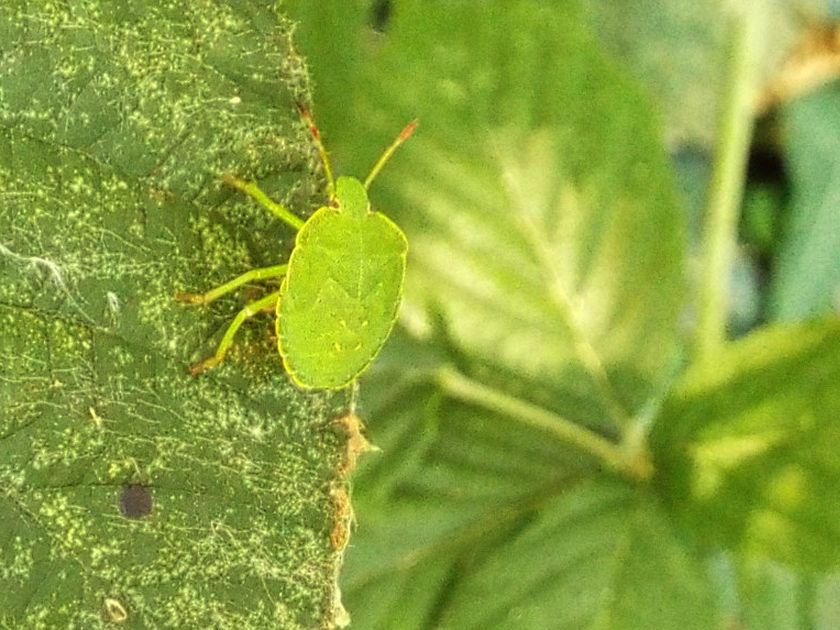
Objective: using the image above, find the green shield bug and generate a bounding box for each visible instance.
[178,105,416,389]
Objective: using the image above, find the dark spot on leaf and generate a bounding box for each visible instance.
[118,484,153,519]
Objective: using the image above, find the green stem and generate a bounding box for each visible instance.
[694,13,757,363]
[435,366,650,479]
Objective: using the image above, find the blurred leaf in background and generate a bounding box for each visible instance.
[286,0,840,628]
[652,319,840,570]
[582,0,825,147]
[771,84,840,319]
[290,0,686,414]
[287,0,718,627]
[0,2,347,627]
[585,0,840,333]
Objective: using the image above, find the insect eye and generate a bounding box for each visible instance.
[118,484,153,519]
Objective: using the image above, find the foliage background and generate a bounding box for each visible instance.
[2,0,840,628]
[285,0,840,628]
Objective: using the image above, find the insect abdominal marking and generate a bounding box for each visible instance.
[178,106,416,389]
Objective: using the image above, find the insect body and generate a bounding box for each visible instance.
[178,106,416,389]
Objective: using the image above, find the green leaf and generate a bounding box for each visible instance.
[770,84,840,320]
[344,334,716,629]
[279,0,372,150]
[0,3,345,627]
[287,1,840,626]
[651,318,840,571]
[284,0,719,625]
[336,0,687,430]
[431,484,715,629]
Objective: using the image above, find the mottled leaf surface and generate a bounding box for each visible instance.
[0,3,345,628]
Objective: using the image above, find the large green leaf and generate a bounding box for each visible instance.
[0,3,345,627]
[284,1,840,627]
[285,1,719,626]
[344,0,687,430]
[651,318,840,571]
[770,85,840,320]
[343,333,716,629]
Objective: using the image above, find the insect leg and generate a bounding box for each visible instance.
[176,264,288,305]
[189,289,282,376]
[222,175,304,231]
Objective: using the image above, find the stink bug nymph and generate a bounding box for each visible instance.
[178,106,416,389]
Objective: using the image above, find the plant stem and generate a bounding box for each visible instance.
[694,12,757,363]
[435,365,651,479]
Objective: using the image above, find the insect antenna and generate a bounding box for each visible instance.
[297,103,336,198]
[363,119,419,190]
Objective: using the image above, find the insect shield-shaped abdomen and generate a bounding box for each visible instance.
[277,177,408,389]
